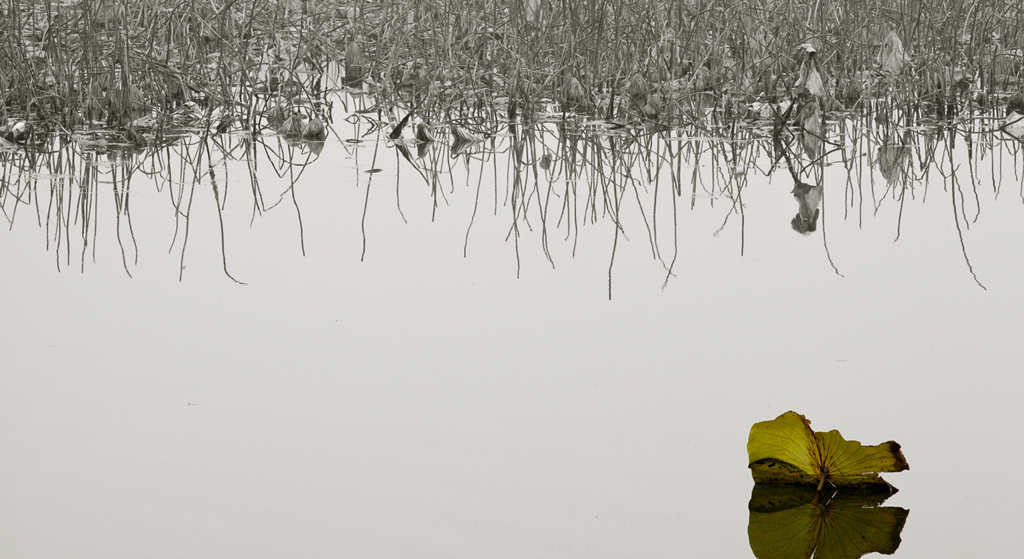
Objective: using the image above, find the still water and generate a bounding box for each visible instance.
[3,102,1023,557]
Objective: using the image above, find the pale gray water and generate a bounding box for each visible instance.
[3,109,1023,557]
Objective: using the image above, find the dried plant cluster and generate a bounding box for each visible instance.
[1,1,1021,138]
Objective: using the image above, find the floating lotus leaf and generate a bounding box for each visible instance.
[748,484,909,559]
[747,411,908,489]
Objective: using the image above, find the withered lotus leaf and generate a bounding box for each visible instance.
[747,411,908,490]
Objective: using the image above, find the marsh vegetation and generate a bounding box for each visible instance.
[2,0,1023,294]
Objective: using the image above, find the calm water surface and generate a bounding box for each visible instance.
[3,104,1023,557]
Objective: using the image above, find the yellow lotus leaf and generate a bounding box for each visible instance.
[747,412,908,489]
[748,485,909,559]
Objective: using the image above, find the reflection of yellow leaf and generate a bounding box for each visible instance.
[750,505,819,559]
[747,412,908,489]
[748,486,909,559]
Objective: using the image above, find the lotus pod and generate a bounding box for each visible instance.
[879,30,907,76]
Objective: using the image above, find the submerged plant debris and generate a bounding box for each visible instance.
[747,411,909,491]
[748,484,909,559]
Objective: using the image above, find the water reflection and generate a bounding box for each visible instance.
[2,95,1023,295]
[747,485,908,559]
[791,181,822,234]
[0,128,323,282]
